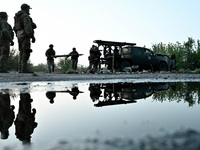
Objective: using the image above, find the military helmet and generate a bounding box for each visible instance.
[49,44,54,48]
[0,12,8,19]
[21,3,32,10]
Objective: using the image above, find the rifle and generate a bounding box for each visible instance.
[53,54,83,58]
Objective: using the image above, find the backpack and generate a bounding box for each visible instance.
[13,14,23,31]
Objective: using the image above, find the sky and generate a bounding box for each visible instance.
[1,0,200,66]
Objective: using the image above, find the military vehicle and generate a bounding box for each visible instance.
[93,40,176,72]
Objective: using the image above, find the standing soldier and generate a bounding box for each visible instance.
[13,3,36,73]
[68,47,79,70]
[45,44,55,73]
[0,12,14,73]
[88,45,101,73]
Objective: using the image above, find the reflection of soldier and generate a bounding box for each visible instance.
[45,44,55,73]
[88,45,101,73]
[0,92,15,139]
[68,86,80,100]
[89,84,102,102]
[68,47,79,70]
[14,93,37,144]
[0,12,14,73]
[46,91,56,104]
[14,4,37,73]
[113,46,120,69]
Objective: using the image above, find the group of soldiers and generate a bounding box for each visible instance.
[0,3,103,74]
[45,45,80,73]
[0,3,36,73]
[0,92,37,143]
[0,3,81,74]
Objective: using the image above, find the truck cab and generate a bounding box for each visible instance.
[121,46,173,71]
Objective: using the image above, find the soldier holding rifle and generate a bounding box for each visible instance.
[68,47,79,70]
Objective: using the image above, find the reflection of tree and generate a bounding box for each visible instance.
[14,93,38,144]
[0,92,15,139]
[152,82,200,107]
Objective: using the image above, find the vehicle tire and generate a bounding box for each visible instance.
[159,62,168,71]
[120,61,130,71]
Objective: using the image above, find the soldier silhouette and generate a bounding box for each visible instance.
[14,93,37,144]
[46,91,56,104]
[0,92,15,139]
[68,86,80,100]
[14,4,37,73]
[0,12,14,73]
[45,44,56,73]
[68,47,79,70]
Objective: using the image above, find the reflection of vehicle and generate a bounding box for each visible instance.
[93,82,174,107]
[94,40,176,71]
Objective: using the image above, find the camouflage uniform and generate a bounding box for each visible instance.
[45,44,55,73]
[69,47,79,70]
[0,12,14,73]
[13,4,36,73]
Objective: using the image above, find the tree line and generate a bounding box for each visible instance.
[6,37,200,73]
[152,37,200,72]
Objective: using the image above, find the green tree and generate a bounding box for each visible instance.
[7,48,19,71]
[57,58,72,73]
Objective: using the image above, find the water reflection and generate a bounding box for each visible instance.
[46,85,83,104]
[0,81,200,149]
[89,82,175,107]
[46,91,56,104]
[153,82,200,107]
[0,91,15,140]
[14,93,38,144]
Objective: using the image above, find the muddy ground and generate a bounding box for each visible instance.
[0,72,200,83]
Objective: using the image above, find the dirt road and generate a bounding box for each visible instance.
[0,72,200,83]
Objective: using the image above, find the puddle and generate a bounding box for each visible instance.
[0,81,200,150]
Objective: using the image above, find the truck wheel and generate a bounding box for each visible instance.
[120,61,130,71]
[159,62,168,71]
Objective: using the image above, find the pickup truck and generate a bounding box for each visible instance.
[93,40,176,72]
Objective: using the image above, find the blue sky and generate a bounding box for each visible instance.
[1,0,200,66]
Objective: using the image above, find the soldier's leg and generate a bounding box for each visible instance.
[0,46,3,70]
[21,51,30,71]
[52,61,55,72]
[0,45,9,72]
[21,38,31,72]
[74,60,78,70]
[18,39,23,72]
[47,60,51,73]
[71,60,75,70]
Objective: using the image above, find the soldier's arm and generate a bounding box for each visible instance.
[2,21,14,44]
[22,14,34,38]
